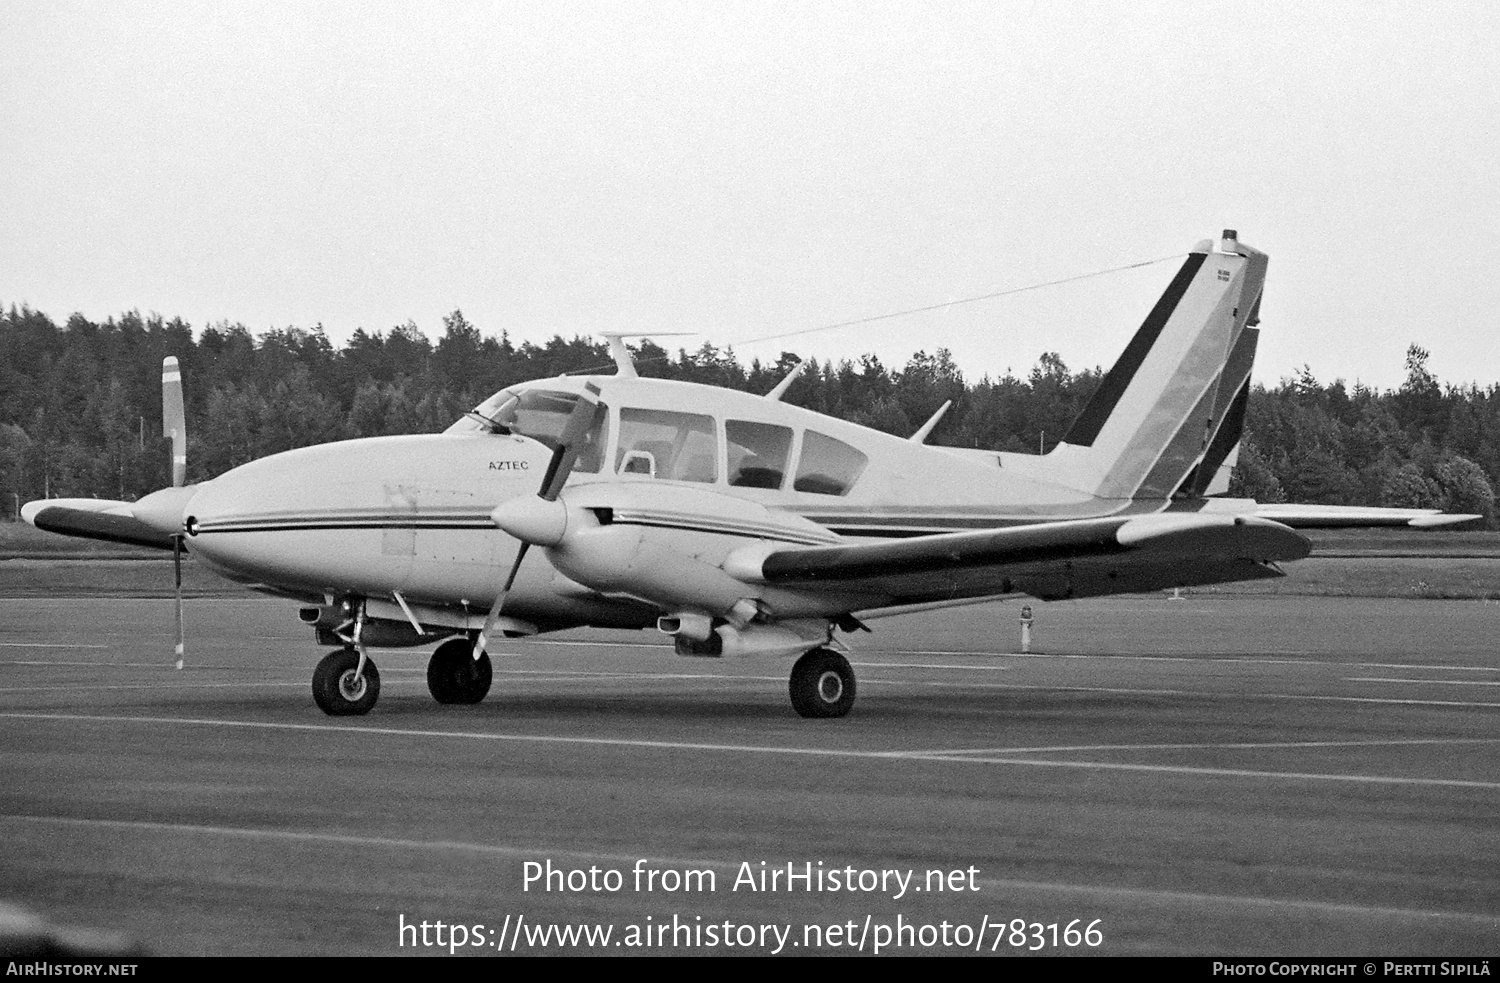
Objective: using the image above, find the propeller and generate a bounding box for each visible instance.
[163,356,187,489]
[172,533,185,670]
[475,383,604,659]
[162,357,188,669]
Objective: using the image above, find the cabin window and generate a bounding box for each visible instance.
[726,420,793,490]
[449,389,609,473]
[615,409,718,483]
[793,430,868,496]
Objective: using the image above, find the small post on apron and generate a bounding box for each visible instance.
[1020,604,1034,654]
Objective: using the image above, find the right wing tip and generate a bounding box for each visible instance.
[1407,512,1484,529]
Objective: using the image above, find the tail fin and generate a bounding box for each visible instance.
[1049,231,1267,503]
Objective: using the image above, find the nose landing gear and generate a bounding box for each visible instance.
[312,648,381,716]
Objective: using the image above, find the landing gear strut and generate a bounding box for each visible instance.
[427,637,493,704]
[789,647,856,718]
[312,648,381,716]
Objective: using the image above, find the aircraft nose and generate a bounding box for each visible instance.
[131,485,202,537]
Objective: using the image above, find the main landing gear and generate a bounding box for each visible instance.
[789,647,856,718]
[312,648,381,716]
[426,637,493,704]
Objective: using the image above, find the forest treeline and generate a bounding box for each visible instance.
[1,304,1495,525]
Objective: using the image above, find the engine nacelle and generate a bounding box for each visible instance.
[714,620,830,659]
[658,611,714,641]
[550,524,765,617]
[548,482,847,621]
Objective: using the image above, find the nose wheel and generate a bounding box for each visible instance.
[789,647,856,718]
[312,648,381,715]
[427,637,494,704]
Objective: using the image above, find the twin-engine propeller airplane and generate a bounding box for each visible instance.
[22,231,1478,718]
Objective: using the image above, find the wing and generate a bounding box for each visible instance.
[1250,503,1481,529]
[742,513,1310,605]
[21,498,177,550]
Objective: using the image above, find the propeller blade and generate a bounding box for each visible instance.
[473,542,529,660]
[173,534,185,670]
[538,383,603,502]
[476,383,601,659]
[162,357,187,488]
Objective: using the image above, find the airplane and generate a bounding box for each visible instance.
[20,230,1479,718]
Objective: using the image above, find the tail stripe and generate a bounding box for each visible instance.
[1132,322,1257,500]
[1177,379,1250,498]
[1129,368,1225,501]
[1062,252,1208,447]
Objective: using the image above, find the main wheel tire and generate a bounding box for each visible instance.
[312,648,381,716]
[789,648,856,718]
[427,637,493,705]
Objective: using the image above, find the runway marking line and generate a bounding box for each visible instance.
[0,677,778,693]
[489,667,764,680]
[3,673,1500,707]
[871,650,1320,662]
[1022,654,1500,672]
[897,754,1500,790]
[918,737,1500,756]
[1354,663,1500,673]
[490,672,785,684]
[1349,677,1500,687]
[0,675,787,693]
[852,662,1009,671]
[0,661,259,669]
[512,640,1500,674]
[0,812,1494,929]
[902,680,1500,708]
[0,681,315,693]
[3,711,1498,791]
[0,643,109,649]
[847,678,1500,708]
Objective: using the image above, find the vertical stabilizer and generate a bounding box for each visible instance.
[1048,232,1267,503]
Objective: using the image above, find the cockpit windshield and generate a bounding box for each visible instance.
[447,388,610,474]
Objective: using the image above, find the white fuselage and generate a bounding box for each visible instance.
[178,374,1150,630]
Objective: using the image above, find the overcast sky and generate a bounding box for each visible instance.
[3,1,1496,390]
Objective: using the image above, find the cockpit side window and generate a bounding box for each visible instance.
[726,420,793,490]
[793,430,868,496]
[616,409,718,483]
[449,389,609,474]
[569,403,610,474]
